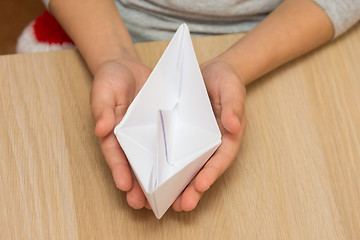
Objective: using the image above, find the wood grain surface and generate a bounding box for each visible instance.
[1,23,359,239]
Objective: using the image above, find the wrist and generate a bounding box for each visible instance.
[91,46,140,74]
[211,52,249,86]
[201,57,246,89]
[214,37,277,86]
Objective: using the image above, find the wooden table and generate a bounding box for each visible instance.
[1,23,360,239]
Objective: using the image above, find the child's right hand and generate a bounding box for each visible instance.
[90,58,151,209]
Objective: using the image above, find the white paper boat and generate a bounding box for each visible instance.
[114,23,221,219]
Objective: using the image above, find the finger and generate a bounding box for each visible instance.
[100,133,132,191]
[195,113,246,193]
[179,178,203,211]
[220,77,246,134]
[127,175,146,209]
[172,195,182,212]
[145,200,152,210]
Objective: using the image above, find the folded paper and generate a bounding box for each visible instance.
[114,23,221,219]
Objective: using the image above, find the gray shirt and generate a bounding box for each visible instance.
[114,0,360,42]
[44,0,360,42]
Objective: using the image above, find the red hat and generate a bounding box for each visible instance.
[17,11,75,53]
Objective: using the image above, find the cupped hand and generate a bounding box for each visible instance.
[172,58,247,211]
[90,58,152,209]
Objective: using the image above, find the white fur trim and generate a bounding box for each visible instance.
[16,21,76,54]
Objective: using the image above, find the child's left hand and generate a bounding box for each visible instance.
[172,58,247,211]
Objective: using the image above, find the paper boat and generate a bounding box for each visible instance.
[114,23,221,219]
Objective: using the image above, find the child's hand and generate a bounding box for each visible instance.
[172,58,247,211]
[90,58,152,209]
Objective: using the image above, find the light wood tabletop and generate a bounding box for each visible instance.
[1,23,360,239]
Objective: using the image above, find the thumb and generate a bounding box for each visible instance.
[90,83,116,138]
[220,78,245,134]
[95,107,115,137]
[221,107,241,134]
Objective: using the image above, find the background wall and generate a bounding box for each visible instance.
[0,0,45,55]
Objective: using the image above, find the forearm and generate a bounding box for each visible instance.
[219,0,334,85]
[50,0,137,74]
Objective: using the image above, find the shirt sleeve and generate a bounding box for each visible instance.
[313,0,360,38]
